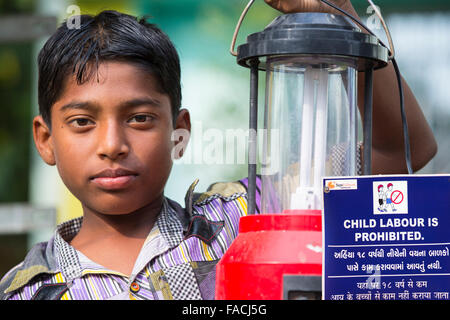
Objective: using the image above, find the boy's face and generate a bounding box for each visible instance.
[33,61,190,215]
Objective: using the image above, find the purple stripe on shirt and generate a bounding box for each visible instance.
[170,246,185,265]
[240,176,261,213]
[104,276,120,298]
[184,237,204,261]
[92,274,108,299]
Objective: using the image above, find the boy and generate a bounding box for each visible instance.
[377,184,386,212]
[385,183,397,212]
[0,0,436,300]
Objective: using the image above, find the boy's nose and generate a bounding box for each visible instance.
[96,121,130,160]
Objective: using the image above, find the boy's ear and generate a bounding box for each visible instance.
[171,109,191,160]
[175,108,191,132]
[33,115,56,166]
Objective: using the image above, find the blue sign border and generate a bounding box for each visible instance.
[322,174,450,300]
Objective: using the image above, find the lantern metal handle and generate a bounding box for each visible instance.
[321,0,395,60]
[366,0,395,60]
[230,0,255,57]
[232,0,395,60]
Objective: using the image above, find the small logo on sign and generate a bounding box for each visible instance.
[373,181,408,214]
[325,179,358,191]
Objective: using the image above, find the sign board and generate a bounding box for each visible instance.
[323,174,450,300]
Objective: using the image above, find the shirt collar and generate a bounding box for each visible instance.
[156,198,184,249]
[53,217,83,282]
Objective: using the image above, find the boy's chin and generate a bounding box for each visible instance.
[83,200,158,216]
[97,209,138,216]
[77,187,166,217]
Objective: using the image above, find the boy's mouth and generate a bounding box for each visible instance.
[89,168,138,190]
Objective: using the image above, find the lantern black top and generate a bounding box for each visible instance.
[237,12,388,71]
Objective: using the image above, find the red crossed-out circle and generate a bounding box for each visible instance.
[391,190,404,204]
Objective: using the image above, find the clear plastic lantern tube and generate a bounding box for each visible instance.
[261,55,358,213]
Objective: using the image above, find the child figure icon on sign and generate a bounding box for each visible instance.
[377,184,386,212]
[385,183,397,212]
[373,181,408,215]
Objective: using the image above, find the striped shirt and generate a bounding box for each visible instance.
[5,179,253,300]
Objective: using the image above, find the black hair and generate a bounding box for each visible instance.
[38,10,181,128]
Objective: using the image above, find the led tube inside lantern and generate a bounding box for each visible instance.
[299,67,315,190]
[291,67,329,210]
[312,69,329,209]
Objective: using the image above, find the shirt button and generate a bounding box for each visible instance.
[130,282,140,293]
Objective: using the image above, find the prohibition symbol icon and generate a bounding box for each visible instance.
[391,190,404,204]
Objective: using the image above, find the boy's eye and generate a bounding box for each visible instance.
[128,114,153,123]
[70,118,94,127]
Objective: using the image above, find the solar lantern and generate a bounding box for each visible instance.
[215,2,391,300]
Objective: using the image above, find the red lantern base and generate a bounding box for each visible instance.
[215,210,322,300]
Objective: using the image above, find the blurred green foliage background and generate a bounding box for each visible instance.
[0,0,35,203]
